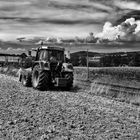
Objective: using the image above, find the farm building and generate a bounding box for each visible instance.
[70,51,140,67]
[0,53,27,67]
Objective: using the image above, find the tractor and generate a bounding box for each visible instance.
[19,45,73,90]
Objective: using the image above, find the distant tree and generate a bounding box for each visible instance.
[20,53,27,59]
[17,37,25,42]
[74,36,85,43]
[75,36,79,43]
[97,38,110,43]
[86,32,97,43]
[78,56,86,66]
[46,37,57,43]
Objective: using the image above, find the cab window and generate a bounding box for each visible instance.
[38,50,48,61]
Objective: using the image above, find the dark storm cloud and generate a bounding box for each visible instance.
[48,1,111,13]
[115,10,140,25]
[0,6,16,12]
[0,0,140,41]
[0,17,103,25]
[90,0,140,3]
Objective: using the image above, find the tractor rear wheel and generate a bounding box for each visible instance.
[21,73,32,87]
[32,65,50,90]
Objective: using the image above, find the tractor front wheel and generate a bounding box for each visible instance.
[32,65,50,90]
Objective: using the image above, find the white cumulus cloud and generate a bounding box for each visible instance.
[96,17,140,41]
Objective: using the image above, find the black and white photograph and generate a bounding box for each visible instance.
[0,0,140,139]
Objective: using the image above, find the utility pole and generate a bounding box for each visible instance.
[87,49,89,80]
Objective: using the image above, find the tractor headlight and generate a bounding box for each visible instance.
[62,63,73,72]
[67,64,73,70]
[44,62,49,68]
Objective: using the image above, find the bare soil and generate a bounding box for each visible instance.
[0,74,140,140]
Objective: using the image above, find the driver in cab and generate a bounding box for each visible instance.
[50,52,57,63]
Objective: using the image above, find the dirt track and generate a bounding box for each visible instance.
[0,74,140,140]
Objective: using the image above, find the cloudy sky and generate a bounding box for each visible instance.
[0,0,140,41]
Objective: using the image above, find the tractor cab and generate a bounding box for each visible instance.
[35,46,65,62]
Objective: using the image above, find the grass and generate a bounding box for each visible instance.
[75,67,140,80]
[75,67,140,107]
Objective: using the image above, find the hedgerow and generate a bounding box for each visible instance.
[75,67,140,81]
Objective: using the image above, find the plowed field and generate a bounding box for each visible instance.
[0,74,140,140]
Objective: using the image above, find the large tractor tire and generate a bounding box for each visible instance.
[65,73,73,89]
[32,65,50,90]
[21,73,32,87]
